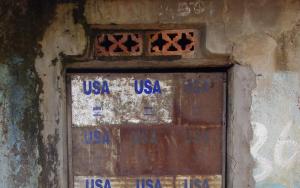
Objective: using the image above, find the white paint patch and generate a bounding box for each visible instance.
[251,122,272,182]
[274,121,300,169]
[252,121,300,183]
[250,72,300,186]
[71,74,174,126]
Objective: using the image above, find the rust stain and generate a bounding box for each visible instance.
[120,125,222,176]
[180,73,225,125]
[72,127,120,176]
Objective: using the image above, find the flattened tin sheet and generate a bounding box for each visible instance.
[71,74,174,126]
[72,127,120,176]
[179,73,225,125]
[175,175,222,188]
[72,125,222,176]
[74,175,221,188]
[120,125,222,175]
[71,73,224,126]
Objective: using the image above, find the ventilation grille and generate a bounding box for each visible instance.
[93,29,198,58]
[95,33,143,56]
[148,30,195,56]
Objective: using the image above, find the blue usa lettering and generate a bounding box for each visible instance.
[184,178,209,188]
[134,80,161,94]
[183,79,211,94]
[84,130,110,144]
[85,178,111,188]
[83,80,110,95]
[132,130,157,144]
[136,179,162,188]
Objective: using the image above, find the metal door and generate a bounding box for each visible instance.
[67,72,226,188]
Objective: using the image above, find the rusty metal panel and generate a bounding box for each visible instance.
[69,72,225,188]
[72,127,120,176]
[179,73,225,125]
[120,125,222,175]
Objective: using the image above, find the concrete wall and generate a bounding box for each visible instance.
[0,0,300,187]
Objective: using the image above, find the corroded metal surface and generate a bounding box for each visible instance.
[175,175,222,188]
[180,74,224,125]
[74,175,221,188]
[71,125,222,176]
[147,29,196,56]
[120,125,222,176]
[69,73,225,188]
[71,74,174,126]
[72,127,120,176]
[94,33,143,56]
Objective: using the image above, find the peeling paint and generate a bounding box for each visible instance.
[251,72,300,187]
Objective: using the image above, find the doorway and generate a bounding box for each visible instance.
[67,70,226,188]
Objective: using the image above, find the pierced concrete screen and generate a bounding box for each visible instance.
[68,72,226,188]
[148,30,196,56]
[95,33,143,56]
[93,29,197,58]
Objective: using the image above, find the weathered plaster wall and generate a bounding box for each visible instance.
[0,1,58,187]
[35,4,86,188]
[0,0,300,187]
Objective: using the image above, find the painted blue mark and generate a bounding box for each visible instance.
[93,105,103,117]
[134,80,161,94]
[143,106,154,115]
[83,80,110,95]
[185,130,209,144]
[132,130,157,144]
[184,178,209,188]
[184,79,211,94]
[86,178,111,188]
[84,130,110,144]
[136,179,161,188]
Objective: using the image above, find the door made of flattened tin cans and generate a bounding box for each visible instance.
[68,72,226,188]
